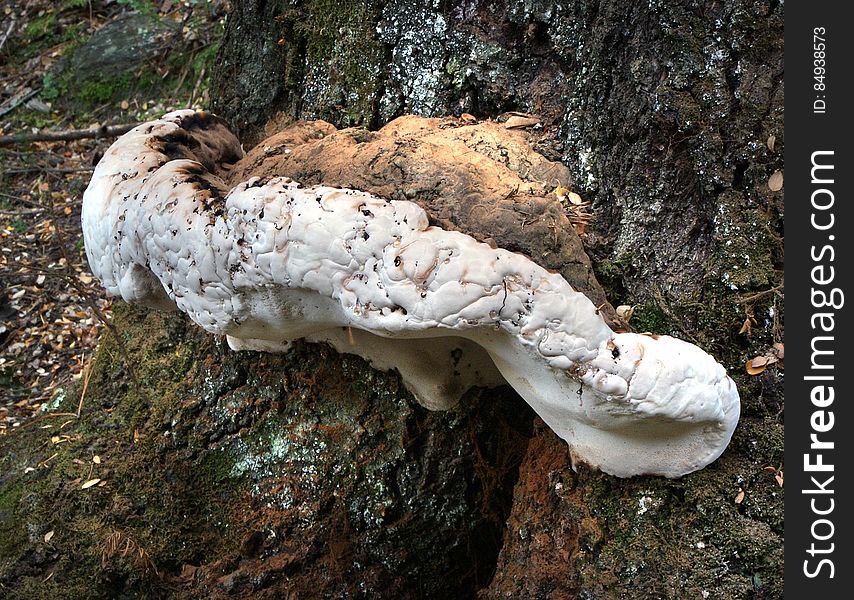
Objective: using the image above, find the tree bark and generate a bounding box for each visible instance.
[209,1,784,597]
[0,2,784,599]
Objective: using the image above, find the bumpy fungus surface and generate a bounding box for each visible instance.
[82,110,740,478]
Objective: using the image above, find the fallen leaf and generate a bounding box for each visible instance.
[738,317,752,336]
[81,478,101,489]
[566,191,583,205]
[767,134,776,152]
[44,530,54,543]
[120,100,130,110]
[750,356,768,368]
[768,170,783,191]
[93,455,101,464]
[78,273,93,284]
[775,472,784,487]
[63,206,72,215]
[735,489,745,504]
[746,358,767,376]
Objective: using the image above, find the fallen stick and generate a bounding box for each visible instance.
[0,19,15,53]
[0,122,141,146]
[0,87,39,118]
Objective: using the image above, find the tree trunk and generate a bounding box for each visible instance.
[0,1,783,599]
[213,2,785,597]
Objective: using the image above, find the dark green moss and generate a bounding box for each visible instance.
[77,73,133,106]
[23,13,58,41]
[0,481,27,563]
[629,303,671,334]
[290,0,387,127]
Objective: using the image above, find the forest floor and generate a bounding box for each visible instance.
[0,0,225,434]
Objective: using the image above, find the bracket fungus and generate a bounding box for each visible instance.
[82,110,740,478]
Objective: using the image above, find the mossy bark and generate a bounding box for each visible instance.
[211,1,784,597]
[1,303,532,599]
[0,1,783,598]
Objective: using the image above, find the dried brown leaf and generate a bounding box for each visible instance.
[566,191,583,205]
[746,359,767,376]
[750,356,769,368]
[768,170,783,191]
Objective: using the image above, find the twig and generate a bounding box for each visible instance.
[187,65,206,108]
[0,207,44,215]
[0,19,15,53]
[0,191,47,208]
[171,64,190,96]
[38,452,59,468]
[0,87,39,118]
[0,122,140,146]
[77,355,93,418]
[736,284,784,305]
[45,238,153,409]
[18,412,80,429]
[2,166,95,175]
